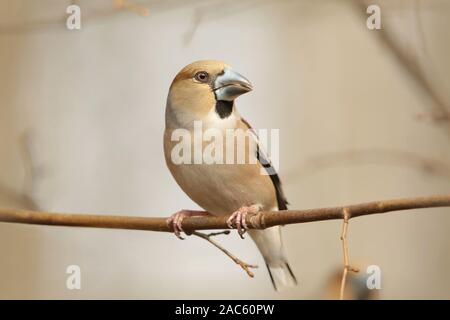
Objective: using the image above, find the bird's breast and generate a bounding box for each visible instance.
[164,128,277,216]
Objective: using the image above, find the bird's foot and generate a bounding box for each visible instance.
[167,210,209,240]
[227,204,261,239]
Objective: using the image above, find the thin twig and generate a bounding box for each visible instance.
[201,230,231,237]
[113,0,150,16]
[0,131,43,210]
[352,0,450,125]
[192,230,258,277]
[286,149,450,182]
[339,208,359,300]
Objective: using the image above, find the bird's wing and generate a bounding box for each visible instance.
[241,117,289,210]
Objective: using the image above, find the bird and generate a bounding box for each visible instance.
[164,60,297,291]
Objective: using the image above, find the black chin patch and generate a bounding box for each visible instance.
[215,100,234,119]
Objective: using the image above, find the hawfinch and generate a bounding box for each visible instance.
[164,60,296,291]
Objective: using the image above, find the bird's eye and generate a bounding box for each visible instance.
[194,71,209,83]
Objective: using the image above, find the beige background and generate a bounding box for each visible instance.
[0,0,449,299]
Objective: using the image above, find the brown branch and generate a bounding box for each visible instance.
[0,195,449,233]
[0,194,448,293]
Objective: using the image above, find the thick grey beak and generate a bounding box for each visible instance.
[213,68,253,101]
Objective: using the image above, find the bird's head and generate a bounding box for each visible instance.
[167,60,252,124]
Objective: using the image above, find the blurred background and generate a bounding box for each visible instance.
[0,0,449,299]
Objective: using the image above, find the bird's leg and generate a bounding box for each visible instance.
[227,204,261,239]
[167,210,210,240]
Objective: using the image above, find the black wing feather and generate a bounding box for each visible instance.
[241,118,289,210]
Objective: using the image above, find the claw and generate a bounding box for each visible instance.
[166,210,210,239]
[166,212,185,239]
[227,205,260,239]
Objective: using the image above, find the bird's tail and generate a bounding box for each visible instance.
[265,261,297,291]
[248,226,297,291]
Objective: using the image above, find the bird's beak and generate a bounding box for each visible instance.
[213,68,253,101]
